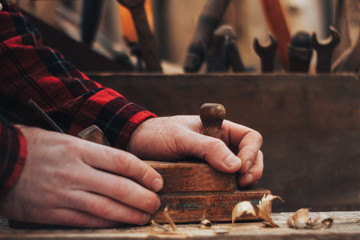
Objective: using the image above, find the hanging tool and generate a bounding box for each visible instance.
[119,0,154,72]
[184,0,231,73]
[332,25,360,72]
[225,28,246,73]
[311,27,340,73]
[260,0,290,71]
[81,0,104,46]
[206,26,228,73]
[81,0,135,71]
[253,35,278,73]
[117,0,162,72]
[288,31,313,73]
[206,25,245,73]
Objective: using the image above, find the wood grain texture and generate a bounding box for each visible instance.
[153,189,270,223]
[147,161,267,223]
[147,161,237,193]
[1,211,360,239]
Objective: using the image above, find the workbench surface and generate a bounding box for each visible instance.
[1,211,359,239]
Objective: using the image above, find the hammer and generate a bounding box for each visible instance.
[184,0,231,73]
[117,0,162,72]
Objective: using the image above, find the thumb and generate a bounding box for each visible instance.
[177,132,242,173]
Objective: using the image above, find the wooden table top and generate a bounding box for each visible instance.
[1,211,359,240]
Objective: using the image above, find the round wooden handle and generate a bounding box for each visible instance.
[200,103,226,139]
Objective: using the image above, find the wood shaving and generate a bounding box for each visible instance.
[200,219,213,229]
[150,219,169,232]
[257,194,284,228]
[231,201,257,225]
[287,208,334,229]
[163,206,177,231]
[287,208,310,229]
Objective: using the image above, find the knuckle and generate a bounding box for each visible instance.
[87,200,110,217]
[207,138,225,151]
[66,139,84,152]
[253,130,263,146]
[117,155,132,174]
[113,179,130,199]
[249,166,263,182]
[241,146,257,162]
[141,165,157,187]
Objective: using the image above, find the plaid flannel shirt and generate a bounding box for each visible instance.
[0,0,156,196]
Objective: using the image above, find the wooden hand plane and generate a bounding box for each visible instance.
[79,103,270,223]
[20,100,269,227]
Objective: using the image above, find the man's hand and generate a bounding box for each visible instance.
[128,116,263,187]
[0,126,163,228]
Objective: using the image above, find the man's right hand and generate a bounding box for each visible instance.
[0,126,163,228]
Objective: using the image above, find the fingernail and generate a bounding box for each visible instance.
[156,196,161,210]
[151,178,163,192]
[142,214,151,224]
[246,174,254,185]
[246,160,252,172]
[224,156,241,168]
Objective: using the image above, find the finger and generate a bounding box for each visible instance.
[77,167,161,214]
[224,122,262,174]
[78,140,163,192]
[175,131,242,173]
[45,208,117,228]
[59,189,151,225]
[238,150,264,187]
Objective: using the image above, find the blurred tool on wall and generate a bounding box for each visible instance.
[19,0,359,74]
[287,31,313,73]
[118,1,153,72]
[183,0,232,73]
[260,0,291,71]
[332,25,360,73]
[253,34,278,73]
[117,0,163,72]
[312,27,340,73]
[206,25,245,73]
[333,0,360,73]
[81,0,135,71]
[81,0,162,72]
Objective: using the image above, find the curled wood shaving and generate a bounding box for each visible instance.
[163,206,177,231]
[257,194,284,228]
[320,218,334,229]
[200,219,213,229]
[287,208,310,229]
[232,201,257,225]
[287,208,333,229]
[150,219,169,232]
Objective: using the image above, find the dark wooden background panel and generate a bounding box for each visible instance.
[90,73,360,212]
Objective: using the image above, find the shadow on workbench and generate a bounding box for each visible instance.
[90,73,360,212]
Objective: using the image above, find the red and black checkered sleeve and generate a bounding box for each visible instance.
[0,114,27,196]
[0,1,156,192]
